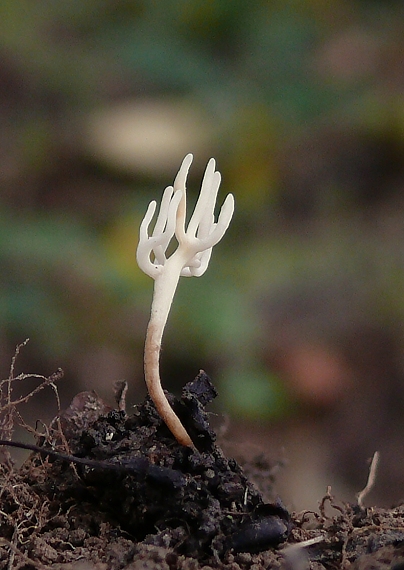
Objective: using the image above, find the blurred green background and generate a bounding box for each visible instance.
[2,0,404,505]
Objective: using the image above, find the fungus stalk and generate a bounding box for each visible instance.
[136,154,234,447]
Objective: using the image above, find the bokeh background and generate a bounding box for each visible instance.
[2,0,404,509]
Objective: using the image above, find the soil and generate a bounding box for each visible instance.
[1,371,404,570]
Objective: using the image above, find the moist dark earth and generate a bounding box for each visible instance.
[1,372,404,570]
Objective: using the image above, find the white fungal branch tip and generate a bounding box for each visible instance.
[136,153,235,447]
[137,153,234,279]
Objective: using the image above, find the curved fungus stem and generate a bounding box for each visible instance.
[136,154,234,447]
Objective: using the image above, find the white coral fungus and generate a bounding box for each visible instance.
[137,154,234,447]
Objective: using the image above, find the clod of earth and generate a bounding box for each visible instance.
[0,372,290,565]
[3,374,404,568]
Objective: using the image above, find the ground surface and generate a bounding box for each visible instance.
[0,373,404,570]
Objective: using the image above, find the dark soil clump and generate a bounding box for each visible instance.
[0,372,290,569]
[1,371,404,569]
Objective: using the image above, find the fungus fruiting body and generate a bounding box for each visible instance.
[136,154,234,447]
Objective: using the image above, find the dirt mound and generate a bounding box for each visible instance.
[0,371,403,569]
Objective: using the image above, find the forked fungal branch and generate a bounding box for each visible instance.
[136,154,235,447]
